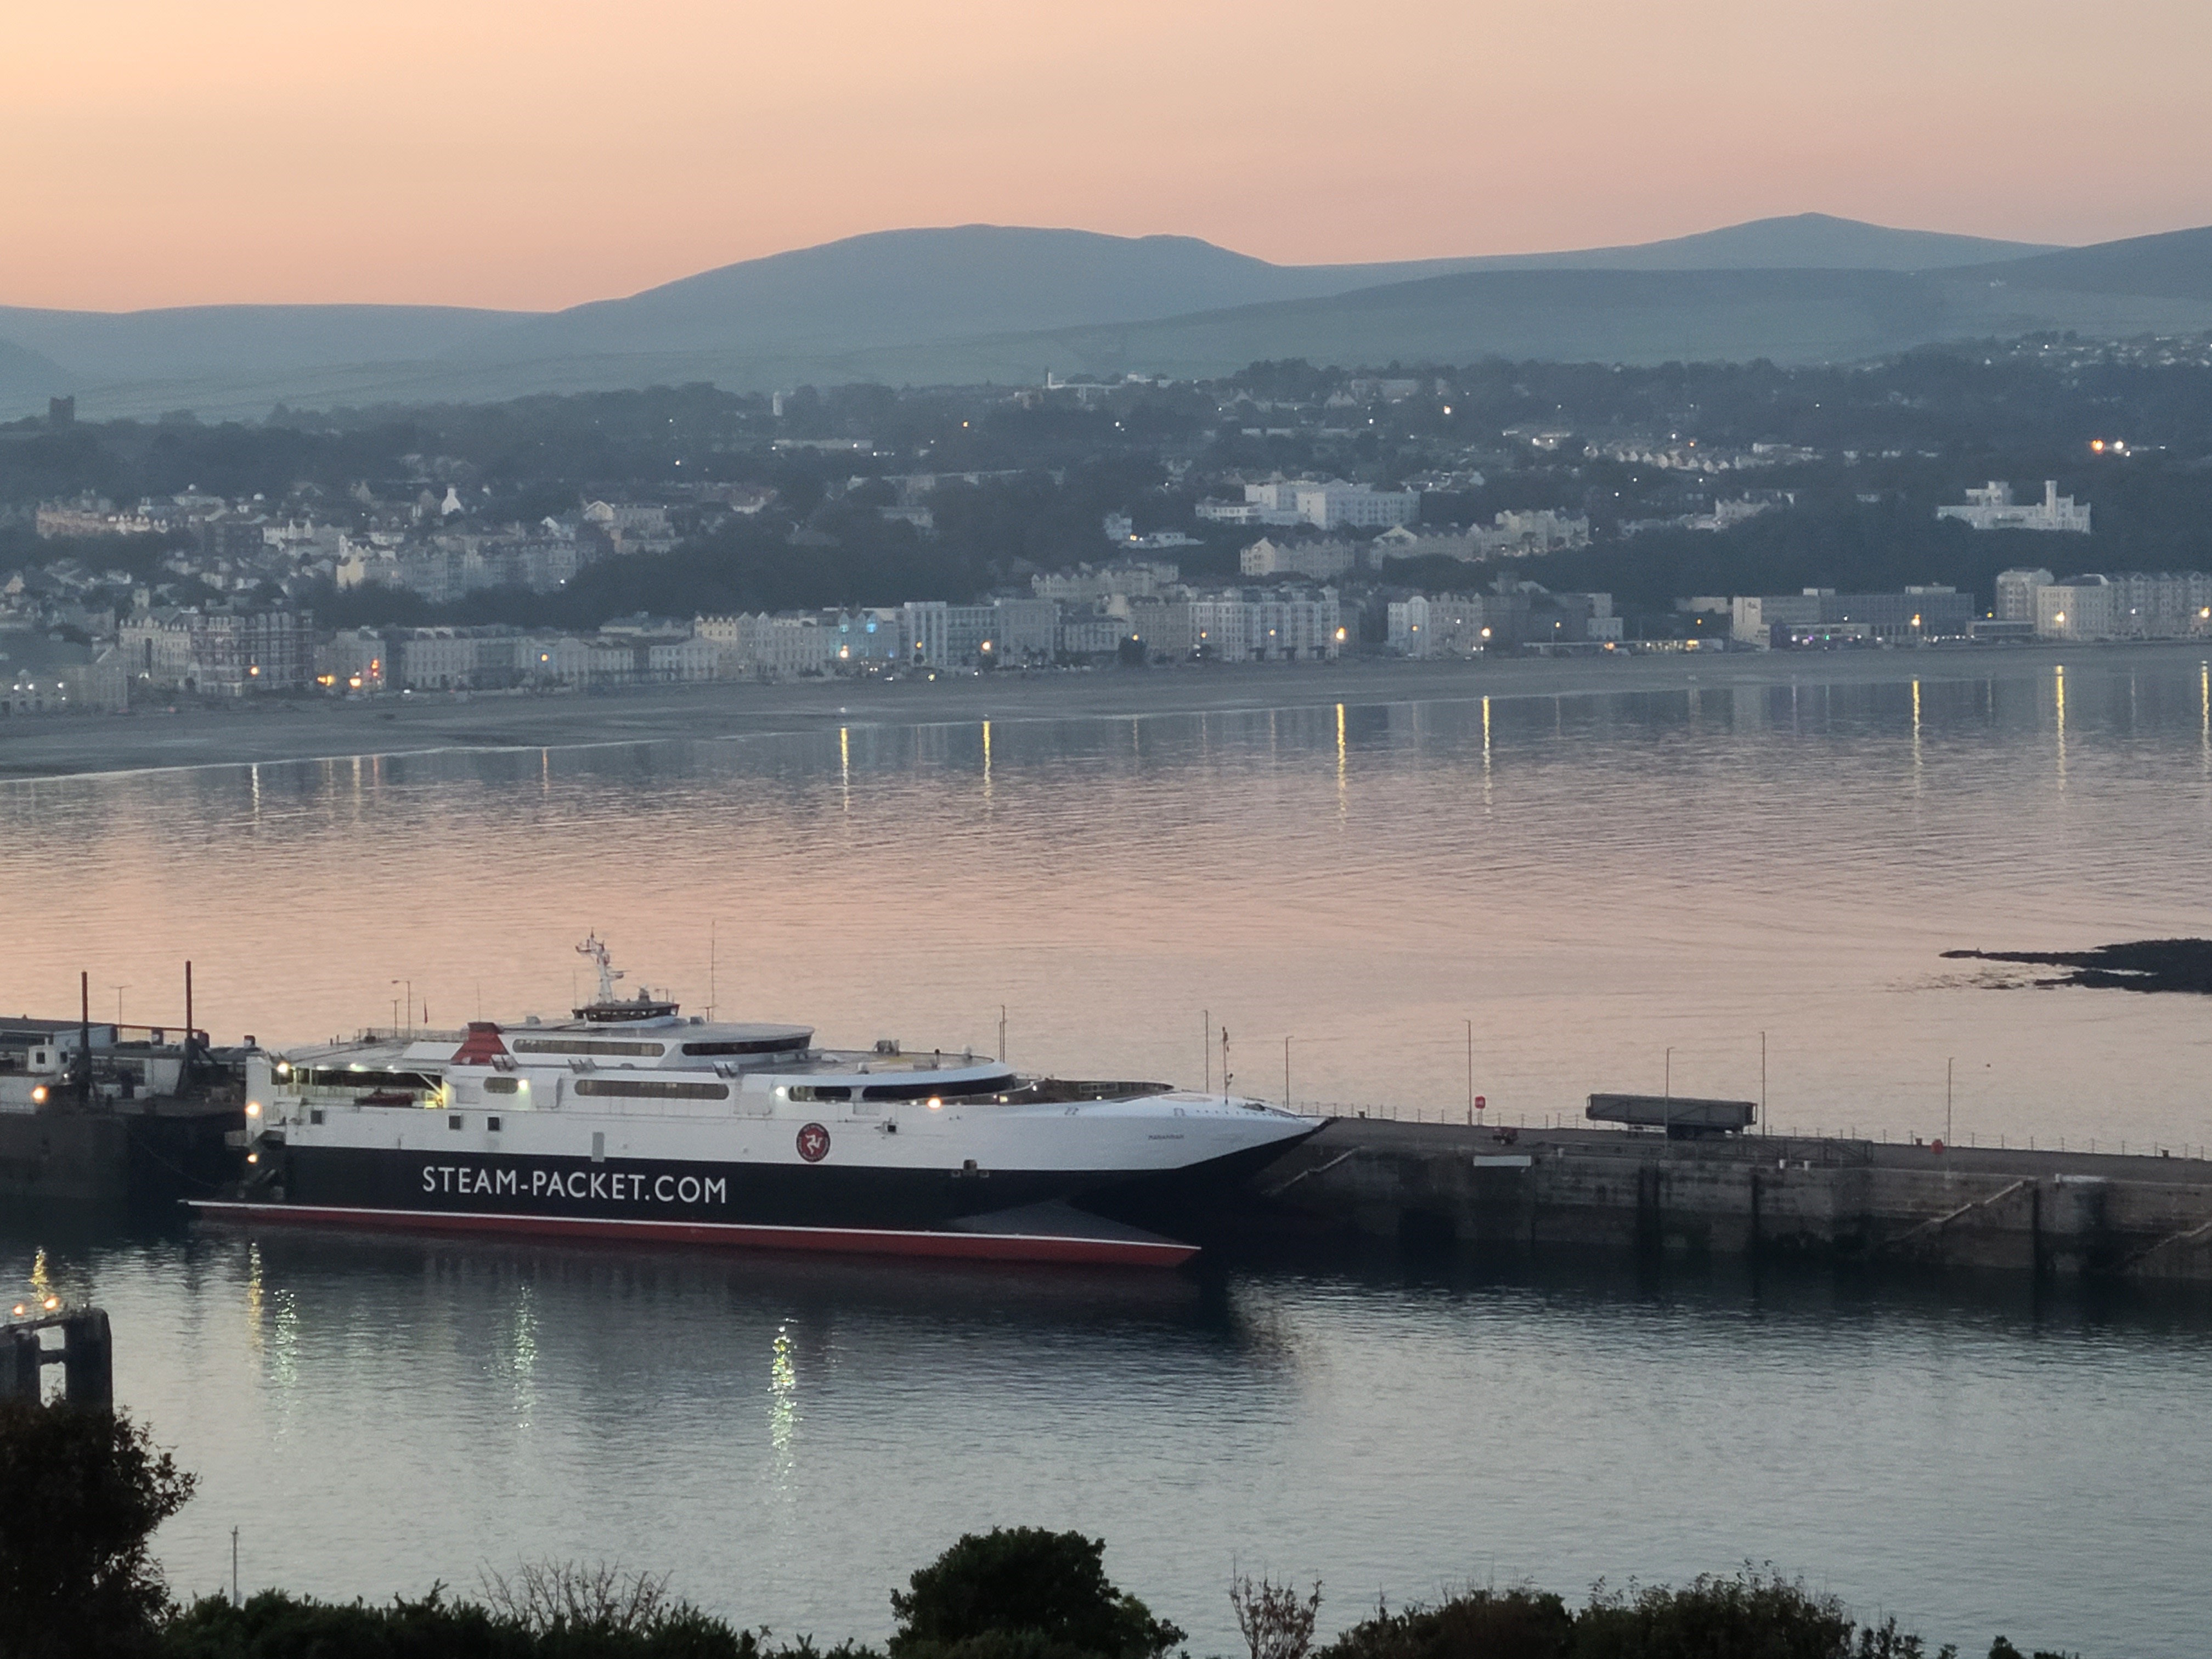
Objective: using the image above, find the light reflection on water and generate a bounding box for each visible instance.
[4,657,2210,1146]
[8,657,2212,1654]
[9,1224,2210,1659]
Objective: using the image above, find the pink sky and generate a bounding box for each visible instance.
[6,0,2209,313]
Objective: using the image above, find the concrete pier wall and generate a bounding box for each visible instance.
[0,1102,242,1210]
[1256,1121,2212,1280]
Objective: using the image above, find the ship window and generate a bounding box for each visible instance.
[861,1074,1016,1102]
[788,1085,851,1102]
[448,1114,463,1129]
[483,1077,520,1094]
[680,1037,808,1057]
[572,1078,730,1102]
[511,1038,667,1058]
[487,1116,502,1132]
[297,1066,439,1094]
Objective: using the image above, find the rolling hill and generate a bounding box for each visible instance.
[3,215,2205,420]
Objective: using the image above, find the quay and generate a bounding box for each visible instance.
[0,968,246,1212]
[1248,1118,2212,1279]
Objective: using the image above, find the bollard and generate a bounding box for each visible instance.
[2,1327,38,1402]
[60,1310,112,1407]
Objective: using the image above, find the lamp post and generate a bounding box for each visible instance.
[111,984,129,1027]
[1465,1018,1474,1126]
[1664,1047,1673,1099]
[391,978,412,1037]
[1284,1036,1294,1113]
[1946,1057,1955,1146]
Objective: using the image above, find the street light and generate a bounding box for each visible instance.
[391,979,412,1037]
[1465,1018,1475,1125]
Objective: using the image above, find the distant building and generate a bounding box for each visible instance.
[119,606,313,693]
[1390,586,1617,655]
[1387,595,1489,658]
[1184,588,1342,662]
[1731,587,1973,647]
[1232,478,1417,532]
[2032,571,2212,640]
[1938,481,2091,534]
[1240,538,1357,579]
[2036,576,2114,641]
[2108,572,2212,637]
[316,628,389,692]
[1032,561,1180,603]
[1196,499,1273,526]
[1368,512,1589,566]
[1993,568,2055,623]
[695,613,836,679]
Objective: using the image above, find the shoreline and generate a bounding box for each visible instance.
[2,640,2202,781]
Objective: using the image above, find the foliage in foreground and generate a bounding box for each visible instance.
[889,1527,1184,1659]
[0,1401,196,1659]
[0,1402,2095,1659]
[159,1585,776,1658]
[1303,1570,2090,1659]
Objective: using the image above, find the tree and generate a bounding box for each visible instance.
[0,1402,196,1658]
[889,1530,1183,1659]
[1315,1588,1573,1659]
[1230,1575,1322,1659]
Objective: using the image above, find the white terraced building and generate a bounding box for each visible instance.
[1938,481,2091,534]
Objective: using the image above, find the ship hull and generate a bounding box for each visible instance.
[279,1141,1103,1228]
[183,1199,1198,1268]
[187,1130,1319,1267]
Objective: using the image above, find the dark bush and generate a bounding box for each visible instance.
[0,1402,196,1659]
[1570,1570,1858,1659]
[158,1585,776,1658]
[889,1530,1182,1659]
[1315,1588,1574,1659]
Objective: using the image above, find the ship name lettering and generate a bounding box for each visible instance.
[432,1164,730,1205]
[422,1164,512,1197]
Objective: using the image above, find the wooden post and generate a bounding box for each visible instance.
[60,1309,112,1407]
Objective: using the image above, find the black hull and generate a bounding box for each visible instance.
[270,1136,1314,1234]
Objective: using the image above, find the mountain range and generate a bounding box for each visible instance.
[4,213,2208,421]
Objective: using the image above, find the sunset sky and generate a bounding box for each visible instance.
[6,0,2209,314]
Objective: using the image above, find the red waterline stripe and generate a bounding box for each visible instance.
[184,1200,1198,1268]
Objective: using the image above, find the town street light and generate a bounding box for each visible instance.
[391,978,412,1036]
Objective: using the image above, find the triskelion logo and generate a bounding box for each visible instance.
[795,1122,831,1163]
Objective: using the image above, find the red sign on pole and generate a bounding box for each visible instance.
[1474,1095,1487,1110]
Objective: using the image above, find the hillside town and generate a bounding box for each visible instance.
[8,347,2212,715]
[5,463,2211,716]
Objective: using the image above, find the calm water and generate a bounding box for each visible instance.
[5,654,2211,1145]
[8,652,2212,1653]
[12,1226,2212,1657]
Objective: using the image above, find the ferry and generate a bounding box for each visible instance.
[188,938,1319,1267]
